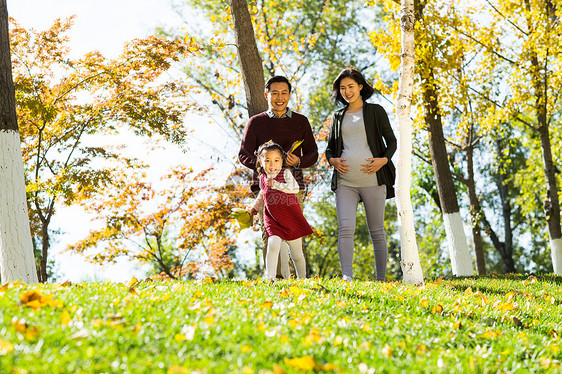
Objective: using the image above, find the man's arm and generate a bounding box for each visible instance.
[324,114,337,162]
[238,119,258,170]
[296,117,318,169]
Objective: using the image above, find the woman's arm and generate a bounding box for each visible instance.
[378,106,397,160]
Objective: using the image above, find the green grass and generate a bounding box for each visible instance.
[1,274,561,373]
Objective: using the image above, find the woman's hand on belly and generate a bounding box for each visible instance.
[361,157,388,175]
[329,157,350,175]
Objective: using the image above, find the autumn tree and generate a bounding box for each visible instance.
[0,0,37,284]
[11,17,199,282]
[444,0,562,273]
[373,0,475,276]
[484,0,562,274]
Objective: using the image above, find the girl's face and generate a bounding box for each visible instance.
[260,149,283,176]
[339,76,363,107]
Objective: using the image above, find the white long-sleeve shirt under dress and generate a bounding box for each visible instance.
[252,168,312,278]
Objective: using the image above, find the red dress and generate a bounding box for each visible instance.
[260,169,313,241]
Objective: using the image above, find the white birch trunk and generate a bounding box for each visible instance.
[396,0,424,285]
[0,130,38,283]
[551,237,562,275]
[443,212,473,276]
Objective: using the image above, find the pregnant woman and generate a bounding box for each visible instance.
[325,68,397,282]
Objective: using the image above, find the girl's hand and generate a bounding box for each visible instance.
[329,157,350,175]
[361,157,387,174]
[286,153,300,167]
[267,177,274,187]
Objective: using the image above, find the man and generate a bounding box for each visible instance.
[239,75,318,278]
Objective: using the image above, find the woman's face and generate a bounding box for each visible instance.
[339,77,363,107]
[260,149,283,176]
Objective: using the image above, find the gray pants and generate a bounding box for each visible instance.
[335,184,388,281]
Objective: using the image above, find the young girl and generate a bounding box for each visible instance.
[250,141,313,279]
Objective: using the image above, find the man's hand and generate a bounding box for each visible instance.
[329,157,350,175]
[361,157,388,174]
[286,152,300,167]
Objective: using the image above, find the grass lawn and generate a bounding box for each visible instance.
[0,274,561,373]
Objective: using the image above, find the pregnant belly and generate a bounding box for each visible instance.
[339,153,369,179]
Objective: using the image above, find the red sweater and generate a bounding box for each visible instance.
[238,111,318,192]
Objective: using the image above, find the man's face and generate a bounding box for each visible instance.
[264,82,291,115]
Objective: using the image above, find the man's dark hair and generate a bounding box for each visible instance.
[265,76,292,93]
[331,68,375,106]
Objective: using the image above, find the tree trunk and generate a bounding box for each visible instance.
[229,0,267,117]
[466,141,486,275]
[422,71,474,276]
[396,0,423,285]
[0,0,38,284]
[537,122,562,273]
[493,138,515,273]
[40,223,49,282]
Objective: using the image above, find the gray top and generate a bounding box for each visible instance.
[339,110,378,187]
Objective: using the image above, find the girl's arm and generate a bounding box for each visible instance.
[250,190,264,215]
[271,169,300,194]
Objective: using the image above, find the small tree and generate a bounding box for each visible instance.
[12,17,199,282]
[68,167,247,279]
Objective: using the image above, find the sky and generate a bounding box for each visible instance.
[6,0,247,282]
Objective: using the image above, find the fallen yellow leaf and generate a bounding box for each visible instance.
[0,339,14,355]
[167,365,189,374]
[20,290,62,309]
[334,335,344,346]
[284,355,316,371]
[382,344,393,356]
[61,310,71,326]
[260,301,274,309]
[431,304,443,314]
[497,302,516,311]
[127,277,138,288]
[304,332,323,345]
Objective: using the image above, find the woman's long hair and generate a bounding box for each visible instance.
[331,68,375,106]
[256,141,286,175]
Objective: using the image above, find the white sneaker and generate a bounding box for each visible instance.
[342,275,352,282]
